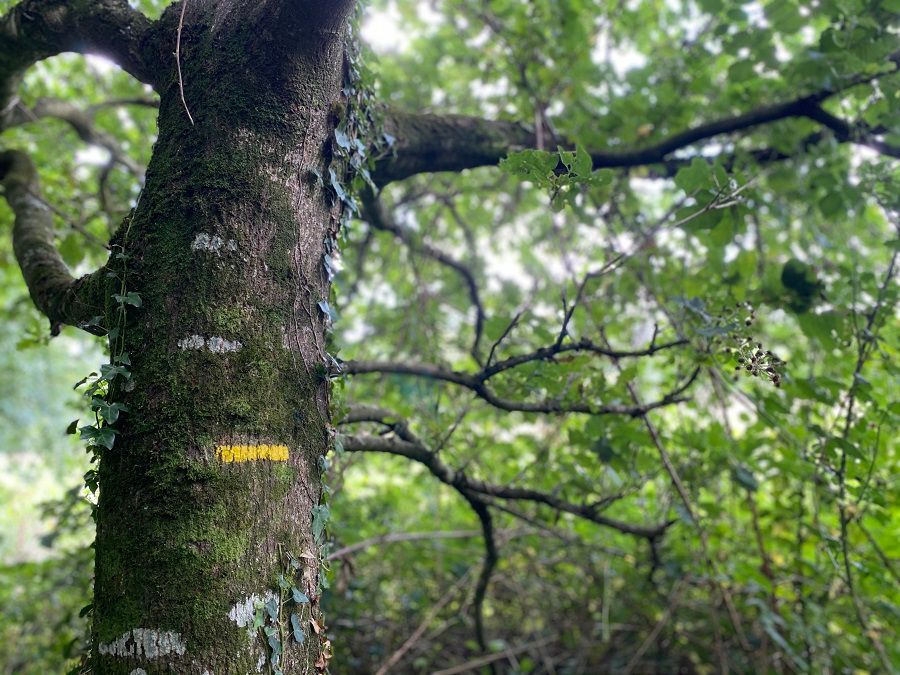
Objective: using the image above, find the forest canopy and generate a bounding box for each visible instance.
[0,0,897,673]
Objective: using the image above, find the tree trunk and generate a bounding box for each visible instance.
[91,6,347,672]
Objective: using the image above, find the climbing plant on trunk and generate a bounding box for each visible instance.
[1,0,898,673]
[2,1,357,671]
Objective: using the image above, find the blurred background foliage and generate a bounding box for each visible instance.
[0,0,897,672]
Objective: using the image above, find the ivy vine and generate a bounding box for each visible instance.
[71,216,140,509]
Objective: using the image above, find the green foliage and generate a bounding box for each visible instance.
[1,0,899,672]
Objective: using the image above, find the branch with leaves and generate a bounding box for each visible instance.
[340,403,676,661]
[339,406,673,539]
[374,63,900,186]
[5,98,146,176]
[362,190,487,362]
[342,357,699,416]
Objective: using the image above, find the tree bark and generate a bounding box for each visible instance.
[86,4,350,672]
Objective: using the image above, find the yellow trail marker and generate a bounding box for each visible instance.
[216,444,289,463]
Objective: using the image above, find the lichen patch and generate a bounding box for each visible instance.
[191,232,238,254]
[228,592,274,628]
[98,628,186,660]
[177,335,242,353]
[207,336,242,353]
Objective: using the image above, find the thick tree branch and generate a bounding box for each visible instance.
[374,67,899,185]
[342,358,699,416]
[0,0,157,127]
[340,409,672,540]
[376,110,535,186]
[0,150,108,333]
[802,104,900,158]
[461,491,497,658]
[342,433,671,538]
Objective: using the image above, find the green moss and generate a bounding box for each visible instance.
[211,306,247,333]
[89,19,338,669]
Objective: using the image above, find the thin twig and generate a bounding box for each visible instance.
[622,581,686,675]
[430,637,556,675]
[326,527,529,561]
[375,567,475,675]
[176,0,194,125]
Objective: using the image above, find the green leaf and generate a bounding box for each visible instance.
[500,149,558,187]
[764,0,804,34]
[728,60,756,82]
[58,233,85,267]
[334,127,352,150]
[290,613,305,644]
[112,292,142,308]
[99,363,131,382]
[312,504,330,543]
[592,437,617,463]
[79,425,117,450]
[573,143,593,178]
[675,158,712,193]
[732,465,759,492]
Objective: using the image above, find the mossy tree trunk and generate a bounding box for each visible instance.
[84,3,352,672]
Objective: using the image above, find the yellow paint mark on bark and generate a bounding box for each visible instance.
[217,444,289,463]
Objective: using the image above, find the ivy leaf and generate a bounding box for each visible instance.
[292,588,310,604]
[291,613,305,643]
[312,504,330,543]
[334,127,352,150]
[264,625,282,655]
[79,425,117,450]
[91,398,129,424]
[328,168,347,202]
[99,363,131,382]
[83,469,99,494]
[317,300,335,323]
[323,254,336,281]
[112,292,142,308]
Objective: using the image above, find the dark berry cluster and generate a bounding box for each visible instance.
[729,338,785,387]
[719,303,786,388]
